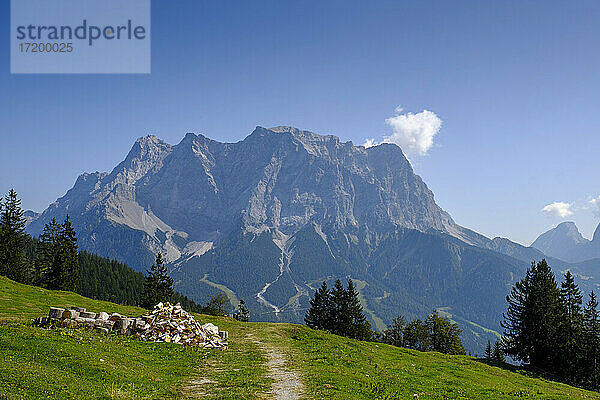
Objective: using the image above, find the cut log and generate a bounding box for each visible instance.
[96,312,109,320]
[108,313,122,322]
[48,307,65,319]
[63,309,80,319]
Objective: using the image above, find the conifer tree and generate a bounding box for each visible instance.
[236,299,250,322]
[0,189,30,282]
[403,318,431,351]
[203,293,230,316]
[57,215,78,291]
[343,279,372,340]
[329,279,346,336]
[426,312,465,355]
[584,291,600,389]
[38,218,61,288]
[141,253,174,309]
[383,315,406,347]
[492,339,505,363]
[559,271,584,381]
[502,259,563,373]
[485,340,492,359]
[305,279,372,340]
[305,281,332,330]
[38,216,78,290]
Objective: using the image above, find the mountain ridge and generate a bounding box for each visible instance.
[532,221,600,263]
[26,126,561,354]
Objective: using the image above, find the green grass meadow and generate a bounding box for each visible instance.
[0,276,599,399]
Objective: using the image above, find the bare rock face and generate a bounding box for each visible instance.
[27,126,474,270]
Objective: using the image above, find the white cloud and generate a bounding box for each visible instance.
[363,106,443,158]
[362,138,377,148]
[541,202,574,218]
[590,196,600,217]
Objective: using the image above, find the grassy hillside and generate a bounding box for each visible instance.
[0,276,598,399]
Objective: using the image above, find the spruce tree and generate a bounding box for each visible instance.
[485,341,492,359]
[0,189,30,282]
[403,318,431,351]
[502,259,563,374]
[141,253,174,309]
[584,291,600,389]
[38,218,61,288]
[383,315,406,347]
[306,279,372,340]
[492,339,505,363]
[305,281,332,330]
[343,279,372,340]
[559,271,584,382]
[426,312,465,355]
[329,279,346,336]
[236,299,250,322]
[57,215,78,291]
[37,216,78,290]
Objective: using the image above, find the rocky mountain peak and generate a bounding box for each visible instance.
[28,126,475,266]
[128,135,171,159]
[532,221,597,262]
[554,221,587,243]
[23,210,40,228]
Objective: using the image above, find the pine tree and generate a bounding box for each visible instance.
[236,299,250,322]
[383,315,406,347]
[203,293,230,316]
[306,279,372,341]
[141,253,174,309]
[57,215,78,291]
[584,291,600,389]
[0,189,30,282]
[329,279,346,336]
[37,216,79,290]
[492,339,505,363]
[403,318,431,351]
[38,218,61,288]
[559,271,584,382]
[426,312,465,355]
[305,281,332,330]
[343,279,372,340]
[502,259,563,374]
[485,340,492,359]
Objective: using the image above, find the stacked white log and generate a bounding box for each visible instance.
[33,303,228,349]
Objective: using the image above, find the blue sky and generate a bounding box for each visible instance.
[1,0,599,245]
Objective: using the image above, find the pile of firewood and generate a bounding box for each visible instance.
[33,302,228,349]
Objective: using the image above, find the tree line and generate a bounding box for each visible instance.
[503,259,600,389]
[0,189,249,320]
[382,312,465,355]
[305,279,465,355]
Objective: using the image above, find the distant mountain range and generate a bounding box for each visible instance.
[532,221,600,263]
[25,126,600,354]
[23,210,39,228]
